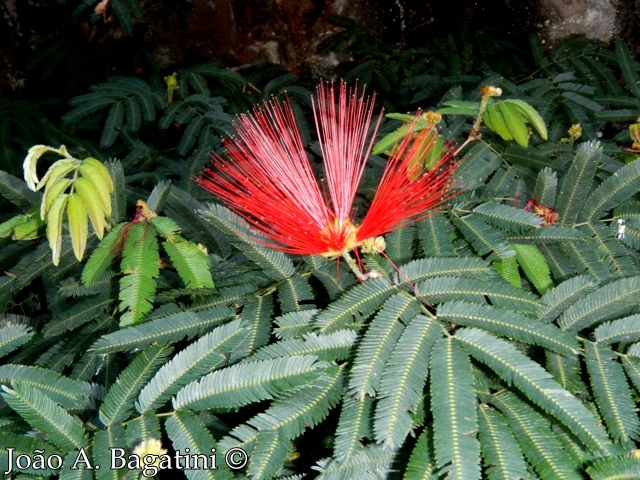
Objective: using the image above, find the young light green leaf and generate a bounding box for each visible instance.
[23,145,68,191]
[41,177,72,220]
[67,193,89,262]
[498,102,530,147]
[118,222,160,326]
[74,176,107,238]
[38,157,78,193]
[506,98,548,140]
[513,243,553,294]
[46,193,69,266]
[483,104,513,141]
[78,157,114,216]
[162,237,213,289]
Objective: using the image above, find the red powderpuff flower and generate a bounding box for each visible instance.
[197,81,457,268]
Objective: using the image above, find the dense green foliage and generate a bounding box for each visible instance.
[1,12,640,478]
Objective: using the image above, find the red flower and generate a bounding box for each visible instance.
[197,81,457,260]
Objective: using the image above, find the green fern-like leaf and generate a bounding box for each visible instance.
[173,355,326,411]
[484,165,516,198]
[273,309,318,339]
[249,364,343,432]
[417,213,456,257]
[39,314,111,373]
[312,444,396,480]
[101,102,124,148]
[478,405,532,480]
[125,412,161,449]
[109,0,143,33]
[333,393,374,464]
[248,429,292,479]
[533,167,558,207]
[315,278,394,333]
[375,314,441,448]
[615,39,640,98]
[490,391,583,480]
[506,226,587,243]
[456,328,612,452]
[0,171,42,208]
[162,236,214,289]
[438,301,578,356]
[254,330,356,363]
[178,115,206,156]
[98,344,172,426]
[136,320,247,414]
[546,351,588,394]
[58,450,95,480]
[277,275,314,313]
[123,94,142,132]
[43,293,114,337]
[473,202,543,233]
[81,223,125,286]
[594,314,640,344]
[581,158,640,222]
[349,294,419,399]
[305,255,356,299]
[417,276,541,314]
[582,223,639,278]
[165,409,235,479]
[430,337,481,480]
[623,356,640,392]
[118,222,160,326]
[558,276,640,332]
[555,141,602,225]
[0,434,62,477]
[400,256,494,284]
[0,364,89,409]
[199,203,295,280]
[452,142,502,189]
[64,77,158,147]
[107,160,126,223]
[383,225,415,265]
[493,256,521,288]
[560,239,611,283]
[452,212,515,259]
[513,243,553,294]
[89,305,232,354]
[539,274,597,323]
[232,295,273,361]
[403,429,438,480]
[1,383,87,452]
[502,145,565,172]
[146,181,173,214]
[587,455,640,480]
[584,341,640,444]
[0,322,33,359]
[93,423,127,480]
[58,272,116,298]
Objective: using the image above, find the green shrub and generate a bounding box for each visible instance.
[1,33,640,479]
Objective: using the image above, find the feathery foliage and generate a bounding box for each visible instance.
[1,26,640,480]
